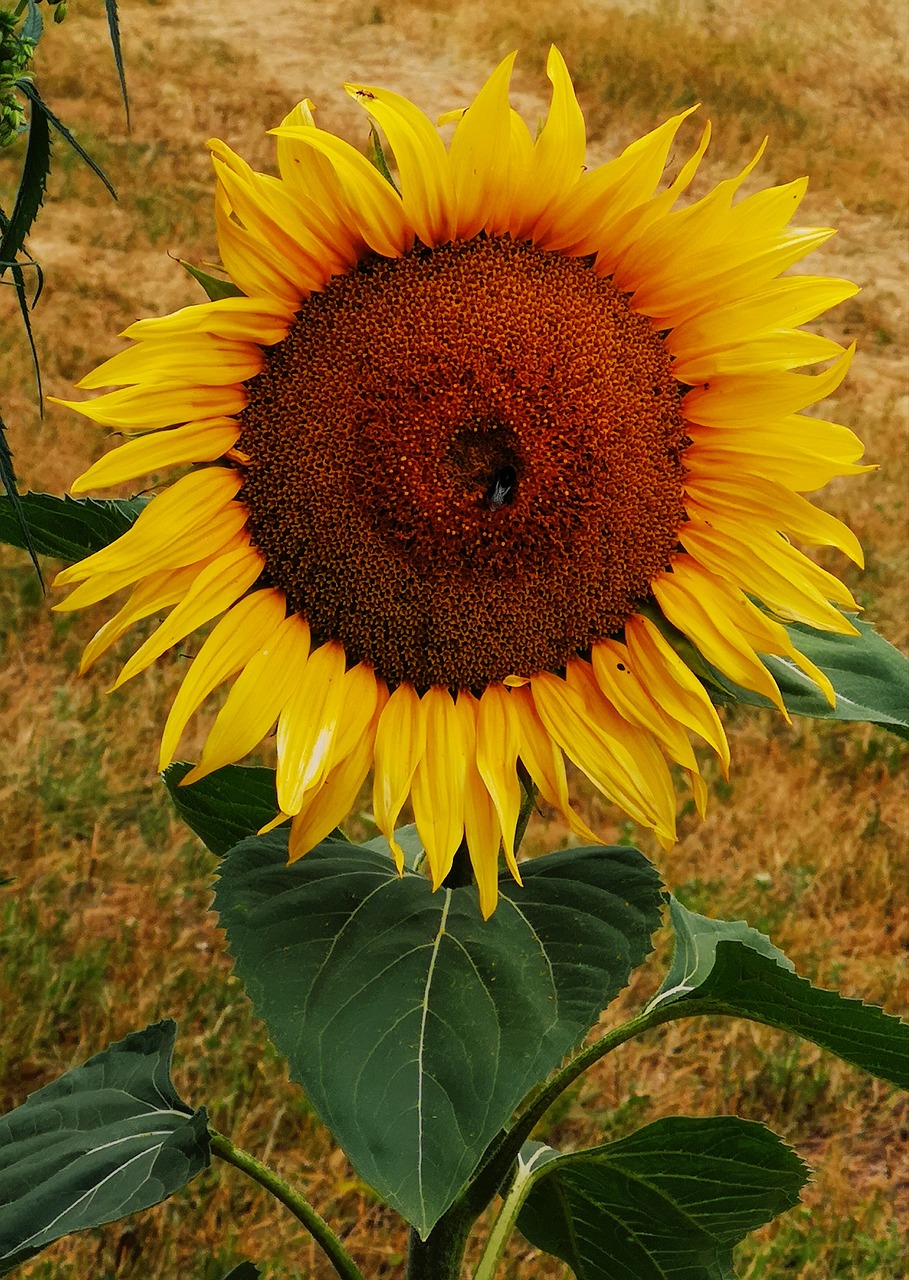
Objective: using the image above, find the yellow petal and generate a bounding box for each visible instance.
[55,468,244,586]
[346,83,456,246]
[509,684,598,844]
[79,563,203,674]
[682,345,855,426]
[159,587,287,768]
[651,560,788,713]
[531,669,676,842]
[685,418,873,491]
[372,681,426,871]
[566,659,678,840]
[111,541,265,690]
[475,683,522,876]
[411,686,466,888]
[275,641,348,815]
[181,612,310,784]
[622,614,730,772]
[52,512,248,611]
[71,420,241,494]
[448,52,518,240]
[330,663,381,768]
[122,296,296,346]
[672,330,846,383]
[274,99,367,263]
[210,150,331,293]
[213,177,303,305]
[537,107,697,256]
[591,639,698,772]
[50,382,247,431]
[77,336,264,390]
[286,689,386,862]
[680,517,857,630]
[457,691,506,918]
[269,124,412,258]
[684,474,863,567]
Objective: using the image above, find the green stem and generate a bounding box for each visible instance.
[472,1147,543,1280]
[464,1000,717,1240]
[514,773,538,852]
[209,1128,367,1280]
[406,1208,474,1280]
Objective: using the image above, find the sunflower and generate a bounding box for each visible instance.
[52,49,869,916]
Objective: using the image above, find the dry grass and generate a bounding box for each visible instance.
[0,0,906,1275]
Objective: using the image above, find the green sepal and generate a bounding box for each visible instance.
[652,897,909,1088]
[516,1116,808,1280]
[214,834,664,1236]
[0,1020,209,1274]
[180,259,244,300]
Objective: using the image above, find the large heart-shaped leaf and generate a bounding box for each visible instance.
[516,1116,807,1279]
[651,899,909,1088]
[0,492,146,561]
[0,1020,209,1274]
[214,835,663,1236]
[163,763,349,858]
[163,763,282,857]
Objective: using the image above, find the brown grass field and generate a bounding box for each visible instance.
[1,0,907,1275]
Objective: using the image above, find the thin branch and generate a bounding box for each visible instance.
[208,1128,367,1280]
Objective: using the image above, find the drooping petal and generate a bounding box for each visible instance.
[475,683,522,876]
[622,614,730,772]
[159,588,287,768]
[110,541,265,689]
[372,681,426,871]
[509,685,599,844]
[181,613,310,784]
[79,563,205,674]
[457,691,507,918]
[411,686,467,888]
[55,468,244,587]
[276,641,348,815]
[287,683,387,861]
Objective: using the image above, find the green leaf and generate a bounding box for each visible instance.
[163,763,281,857]
[517,1116,808,1280]
[0,88,50,279]
[16,79,117,200]
[361,822,424,870]
[713,617,909,738]
[652,898,909,1088]
[180,260,244,301]
[219,1265,260,1280]
[104,0,130,125]
[0,492,146,560]
[214,835,663,1236]
[0,415,42,584]
[0,1021,209,1274]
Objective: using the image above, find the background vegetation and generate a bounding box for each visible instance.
[1,0,906,1275]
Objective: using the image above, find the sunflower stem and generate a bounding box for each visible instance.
[514,772,538,853]
[208,1128,366,1280]
[406,1207,474,1280]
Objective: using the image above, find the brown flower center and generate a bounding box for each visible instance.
[236,235,688,691]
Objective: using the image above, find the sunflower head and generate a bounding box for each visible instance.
[52,49,868,916]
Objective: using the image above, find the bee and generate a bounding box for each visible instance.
[485,464,518,510]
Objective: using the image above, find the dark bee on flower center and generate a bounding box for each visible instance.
[485,464,518,510]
